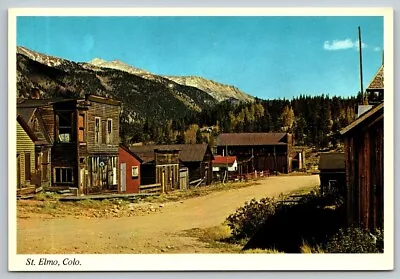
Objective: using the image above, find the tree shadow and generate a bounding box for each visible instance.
[243,194,346,253]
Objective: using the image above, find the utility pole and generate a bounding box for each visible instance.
[358,26,365,103]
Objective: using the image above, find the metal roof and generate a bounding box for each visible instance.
[129,143,212,164]
[212,155,237,167]
[216,133,288,146]
[318,152,345,170]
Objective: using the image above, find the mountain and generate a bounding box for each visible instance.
[17,46,255,126]
[86,57,254,103]
[164,76,254,103]
[16,46,220,123]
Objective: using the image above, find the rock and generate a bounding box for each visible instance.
[166,245,173,249]
[159,204,165,208]
[161,249,166,252]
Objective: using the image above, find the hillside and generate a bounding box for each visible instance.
[16,46,219,122]
[86,56,254,103]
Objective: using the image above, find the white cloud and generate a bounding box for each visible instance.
[374,46,381,52]
[323,39,367,51]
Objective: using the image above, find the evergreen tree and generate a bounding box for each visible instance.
[195,128,203,144]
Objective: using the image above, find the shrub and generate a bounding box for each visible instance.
[226,197,278,240]
[325,227,384,253]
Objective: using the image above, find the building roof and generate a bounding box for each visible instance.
[17,115,38,142]
[212,156,237,167]
[318,152,345,170]
[17,94,120,108]
[17,99,54,108]
[86,94,121,106]
[129,143,213,164]
[216,133,288,146]
[366,65,384,90]
[17,107,36,124]
[119,145,144,163]
[17,106,53,145]
[340,102,384,135]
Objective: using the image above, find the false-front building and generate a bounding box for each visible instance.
[17,95,121,195]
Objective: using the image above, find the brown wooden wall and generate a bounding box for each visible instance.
[216,145,290,173]
[344,115,383,231]
[156,164,180,192]
[86,101,120,154]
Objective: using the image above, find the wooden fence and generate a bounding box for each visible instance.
[139,183,162,194]
[229,170,272,182]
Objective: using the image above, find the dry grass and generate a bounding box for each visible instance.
[300,241,325,254]
[242,248,284,254]
[184,224,285,253]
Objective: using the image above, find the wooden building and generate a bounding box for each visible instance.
[129,143,214,191]
[17,95,121,195]
[215,133,293,174]
[16,115,37,189]
[118,145,142,193]
[17,102,54,188]
[318,152,346,196]
[340,61,384,231]
[341,102,384,231]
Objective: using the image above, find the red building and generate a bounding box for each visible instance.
[118,145,142,193]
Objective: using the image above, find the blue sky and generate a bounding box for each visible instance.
[17,16,384,99]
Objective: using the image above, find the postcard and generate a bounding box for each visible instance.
[8,7,394,271]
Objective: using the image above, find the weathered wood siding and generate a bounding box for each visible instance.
[16,121,35,187]
[38,106,55,142]
[344,113,383,230]
[183,162,202,182]
[86,101,120,154]
[156,164,180,192]
[216,145,289,173]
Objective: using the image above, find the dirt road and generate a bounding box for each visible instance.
[17,175,319,254]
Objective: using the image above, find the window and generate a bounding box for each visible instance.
[106,119,112,144]
[57,111,72,143]
[55,168,73,183]
[95,117,101,144]
[132,166,139,178]
[328,180,338,194]
[78,114,85,142]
